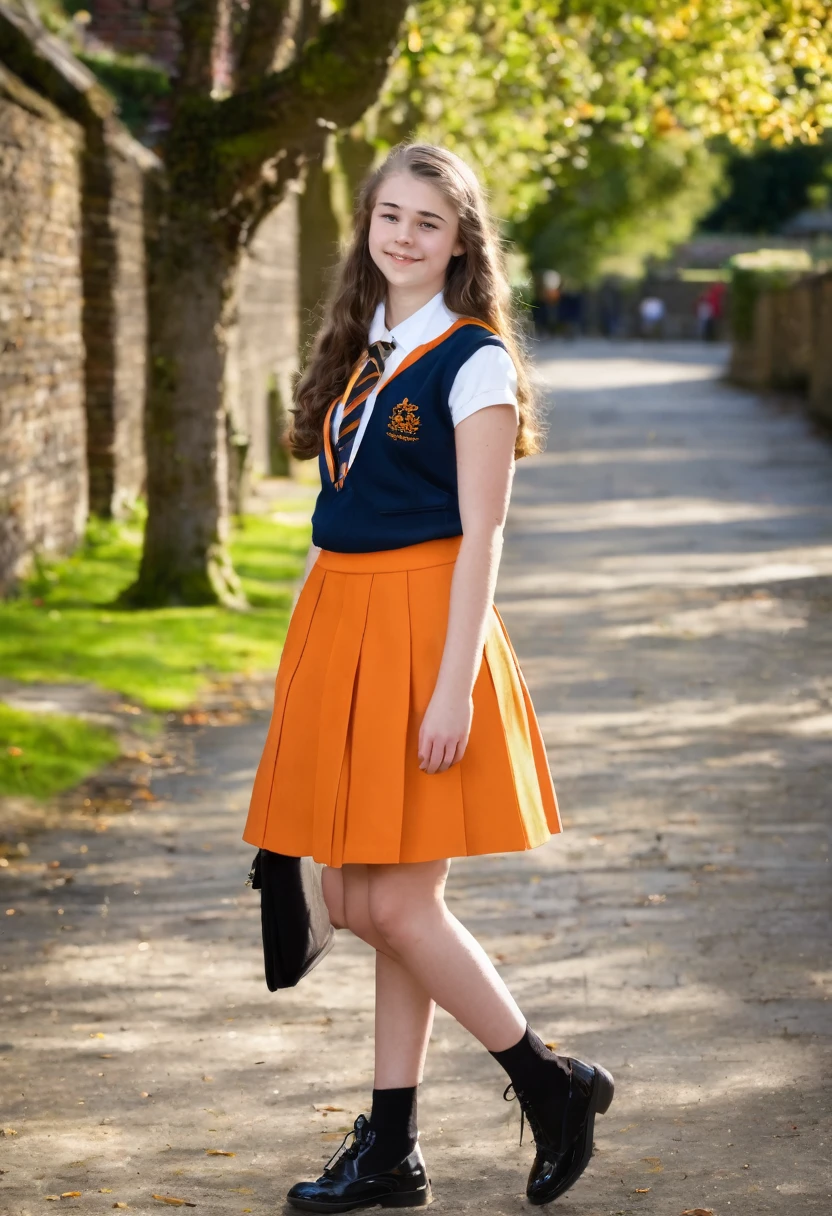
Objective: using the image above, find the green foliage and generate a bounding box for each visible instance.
[363,1,832,279]
[0,508,313,712]
[384,1,832,219]
[0,703,120,799]
[728,248,814,340]
[701,135,832,233]
[516,131,723,283]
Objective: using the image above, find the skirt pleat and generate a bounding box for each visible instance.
[243,536,560,866]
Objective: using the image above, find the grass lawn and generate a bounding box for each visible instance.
[0,507,312,712]
[0,703,122,799]
[0,504,312,797]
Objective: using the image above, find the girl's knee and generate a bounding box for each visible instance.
[367,863,447,947]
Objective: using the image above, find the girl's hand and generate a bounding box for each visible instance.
[418,688,473,774]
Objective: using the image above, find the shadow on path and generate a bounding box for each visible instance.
[1,340,830,1215]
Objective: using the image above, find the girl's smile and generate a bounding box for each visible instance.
[386,251,422,265]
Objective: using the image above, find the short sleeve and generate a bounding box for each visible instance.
[448,345,519,427]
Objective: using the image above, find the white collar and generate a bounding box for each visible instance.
[368,291,459,355]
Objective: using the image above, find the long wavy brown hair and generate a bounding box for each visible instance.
[289,142,543,460]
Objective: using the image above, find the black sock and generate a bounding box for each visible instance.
[359,1085,418,1173]
[490,1024,571,1105]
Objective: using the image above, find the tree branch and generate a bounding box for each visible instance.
[174,0,222,96]
[212,0,407,188]
[235,0,293,90]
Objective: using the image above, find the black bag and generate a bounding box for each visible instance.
[247,849,335,990]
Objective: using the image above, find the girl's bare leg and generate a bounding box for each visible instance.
[323,864,436,1088]
[365,859,526,1052]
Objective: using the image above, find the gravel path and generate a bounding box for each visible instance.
[2,340,830,1216]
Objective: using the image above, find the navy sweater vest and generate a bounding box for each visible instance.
[311,322,506,554]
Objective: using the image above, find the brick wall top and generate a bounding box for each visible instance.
[85,0,235,85]
[87,0,181,72]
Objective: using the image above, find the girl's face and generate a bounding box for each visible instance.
[368,172,465,297]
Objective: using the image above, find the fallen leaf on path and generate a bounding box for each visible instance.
[544,1041,559,1051]
[45,1197,60,1202]
[90,1032,106,1038]
[635,1188,651,1193]
[113,1204,128,1209]
[202,1076,214,1082]
[205,1149,235,1156]
[681,1210,714,1215]
[1,1128,17,1136]
[151,1197,196,1208]
[313,1104,344,1113]
[99,1189,113,1193]
[61,1193,82,1199]
[99,1054,114,1059]
[641,1156,663,1172]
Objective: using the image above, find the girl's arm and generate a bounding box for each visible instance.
[292,541,321,609]
[418,404,518,774]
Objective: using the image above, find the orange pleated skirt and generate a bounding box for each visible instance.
[242,536,560,867]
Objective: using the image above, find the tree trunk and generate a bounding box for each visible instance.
[338,131,376,213]
[298,137,343,360]
[123,208,245,608]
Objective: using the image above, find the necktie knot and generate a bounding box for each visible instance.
[333,339,396,489]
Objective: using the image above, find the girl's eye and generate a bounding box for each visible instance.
[420,222,437,230]
[381,212,398,222]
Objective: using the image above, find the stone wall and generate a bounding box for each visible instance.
[729,271,832,427]
[83,124,156,517]
[0,66,87,592]
[86,0,180,71]
[0,5,300,592]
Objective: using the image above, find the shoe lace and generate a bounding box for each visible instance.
[503,1083,545,1149]
[323,1114,372,1173]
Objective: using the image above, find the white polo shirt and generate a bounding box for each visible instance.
[331,291,518,469]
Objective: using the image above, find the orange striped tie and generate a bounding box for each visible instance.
[334,339,395,489]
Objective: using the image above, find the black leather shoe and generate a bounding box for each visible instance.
[286,1114,432,1211]
[504,1057,614,1206]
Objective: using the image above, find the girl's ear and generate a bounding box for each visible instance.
[452,239,466,258]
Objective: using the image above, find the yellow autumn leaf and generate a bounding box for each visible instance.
[61,1193,82,1199]
[152,1198,196,1208]
[205,1149,235,1156]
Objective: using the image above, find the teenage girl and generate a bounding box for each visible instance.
[243,143,614,1211]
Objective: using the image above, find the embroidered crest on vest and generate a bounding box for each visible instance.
[387,397,421,442]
